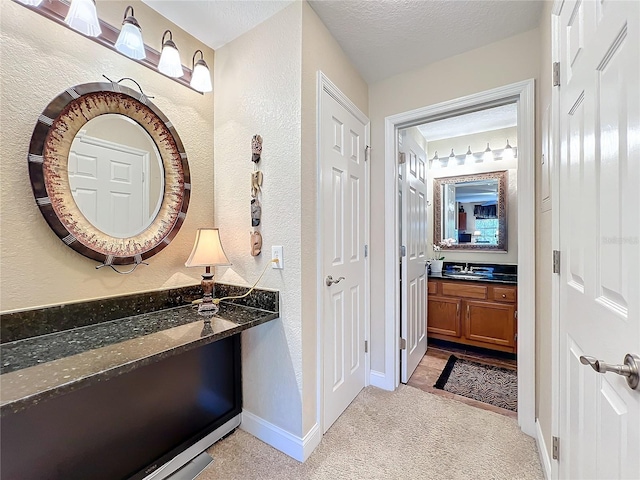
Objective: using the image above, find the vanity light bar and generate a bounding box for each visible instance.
[430,145,518,167]
[13,0,200,93]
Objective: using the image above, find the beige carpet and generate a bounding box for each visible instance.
[202,385,543,480]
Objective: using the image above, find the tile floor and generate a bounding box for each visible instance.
[407,340,518,419]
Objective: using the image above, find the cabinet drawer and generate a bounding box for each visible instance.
[427,281,438,295]
[492,286,516,303]
[442,282,487,300]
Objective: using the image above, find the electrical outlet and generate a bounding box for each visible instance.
[272,246,283,269]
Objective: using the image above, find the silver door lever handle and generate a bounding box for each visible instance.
[580,354,640,390]
[325,275,345,286]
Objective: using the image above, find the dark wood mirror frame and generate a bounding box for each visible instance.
[28,82,191,266]
[433,170,508,252]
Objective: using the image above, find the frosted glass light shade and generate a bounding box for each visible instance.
[185,229,231,267]
[116,22,145,60]
[159,43,183,78]
[190,61,212,93]
[64,0,101,37]
[16,0,43,6]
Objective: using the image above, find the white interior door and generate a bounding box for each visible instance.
[69,134,147,237]
[558,0,639,478]
[321,83,368,433]
[399,131,428,383]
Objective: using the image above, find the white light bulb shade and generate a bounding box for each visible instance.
[64,0,101,37]
[158,44,183,78]
[17,0,43,6]
[483,143,493,162]
[115,22,145,60]
[185,228,231,267]
[190,61,213,93]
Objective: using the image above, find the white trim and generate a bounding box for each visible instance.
[383,79,537,436]
[316,71,371,437]
[550,4,563,479]
[536,419,552,480]
[241,410,321,462]
[368,370,389,389]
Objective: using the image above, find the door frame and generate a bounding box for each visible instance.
[382,79,536,436]
[316,71,371,433]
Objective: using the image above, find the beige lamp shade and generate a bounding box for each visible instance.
[185,228,231,267]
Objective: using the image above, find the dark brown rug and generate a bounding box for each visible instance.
[434,355,518,411]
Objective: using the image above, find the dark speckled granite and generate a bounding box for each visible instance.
[0,285,279,417]
[429,262,518,285]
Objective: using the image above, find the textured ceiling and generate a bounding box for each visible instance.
[417,103,517,142]
[142,0,294,50]
[144,0,544,83]
[308,0,544,83]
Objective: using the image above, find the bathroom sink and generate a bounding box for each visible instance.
[442,273,490,280]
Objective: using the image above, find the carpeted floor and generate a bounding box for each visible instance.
[434,355,518,412]
[202,385,543,479]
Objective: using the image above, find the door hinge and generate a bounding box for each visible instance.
[514,333,518,342]
[400,338,407,350]
[401,245,406,257]
[515,310,518,319]
[552,436,560,460]
[553,250,561,274]
[398,152,406,165]
[364,245,368,258]
[365,145,370,162]
[365,340,368,353]
[553,62,561,87]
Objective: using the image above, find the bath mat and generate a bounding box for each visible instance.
[433,355,517,411]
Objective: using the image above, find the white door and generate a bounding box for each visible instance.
[321,83,368,433]
[399,131,428,383]
[558,0,639,478]
[69,134,147,237]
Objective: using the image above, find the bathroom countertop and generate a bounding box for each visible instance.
[0,302,279,416]
[428,273,518,285]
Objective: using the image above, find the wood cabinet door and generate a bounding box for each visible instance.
[464,300,516,348]
[427,296,461,338]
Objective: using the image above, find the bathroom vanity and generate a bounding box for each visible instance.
[427,267,517,353]
[0,284,279,480]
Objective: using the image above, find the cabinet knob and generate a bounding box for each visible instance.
[502,294,506,298]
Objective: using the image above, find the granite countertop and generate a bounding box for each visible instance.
[428,273,518,285]
[0,301,279,416]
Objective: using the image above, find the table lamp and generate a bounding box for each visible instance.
[185,228,231,314]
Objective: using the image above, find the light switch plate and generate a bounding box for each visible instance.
[272,246,283,269]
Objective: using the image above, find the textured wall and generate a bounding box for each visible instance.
[368,27,541,374]
[300,0,369,434]
[535,0,555,462]
[0,1,214,312]
[213,2,304,436]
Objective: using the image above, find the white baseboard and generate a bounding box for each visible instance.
[369,369,394,391]
[241,410,322,462]
[536,419,552,480]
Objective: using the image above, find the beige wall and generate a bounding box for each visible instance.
[368,27,541,374]
[300,1,369,434]
[0,1,214,313]
[536,0,555,462]
[214,1,304,436]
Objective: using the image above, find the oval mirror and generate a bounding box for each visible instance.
[68,114,165,238]
[28,82,190,267]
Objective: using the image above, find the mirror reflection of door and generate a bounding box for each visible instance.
[68,114,164,238]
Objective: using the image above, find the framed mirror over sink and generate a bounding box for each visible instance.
[433,170,507,252]
[28,81,190,270]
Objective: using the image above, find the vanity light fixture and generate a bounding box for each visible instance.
[115,6,145,60]
[482,143,493,162]
[185,228,231,314]
[465,146,473,165]
[190,50,213,93]
[64,0,101,37]
[431,151,441,169]
[448,148,456,167]
[16,0,43,6]
[502,139,515,160]
[158,30,184,78]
